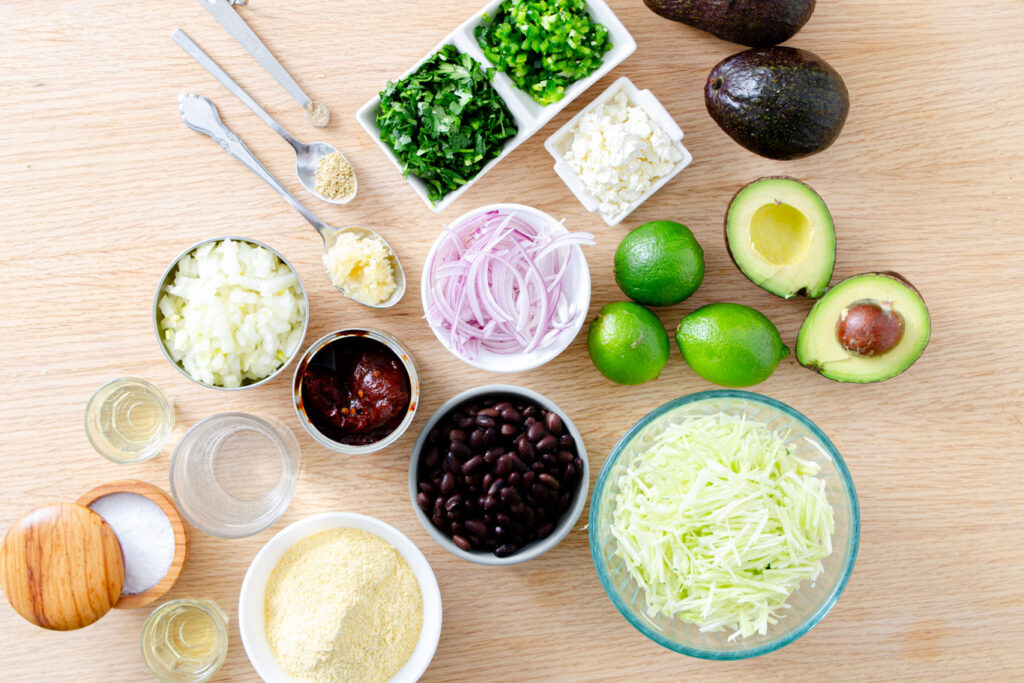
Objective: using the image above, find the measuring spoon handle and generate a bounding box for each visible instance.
[173,29,301,150]
[177,93,328,234]
[199,0,311,108]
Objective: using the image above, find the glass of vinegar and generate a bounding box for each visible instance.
[141,598,228,683]
[85,377,174,464]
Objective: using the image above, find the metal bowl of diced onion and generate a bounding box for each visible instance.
[153,236,309,391]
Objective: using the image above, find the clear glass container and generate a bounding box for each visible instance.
[85,378,174,464]
[170,413,301,538]
[141,598,228,683]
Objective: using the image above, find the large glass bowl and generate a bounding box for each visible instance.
[589,390,859,659]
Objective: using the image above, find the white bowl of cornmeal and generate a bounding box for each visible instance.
[239,512,442,682]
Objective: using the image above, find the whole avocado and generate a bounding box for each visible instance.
[643,0,815,47]
[705,47,849,160]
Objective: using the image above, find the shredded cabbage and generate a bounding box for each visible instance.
[609,413,834,640]
[158,240,306,388]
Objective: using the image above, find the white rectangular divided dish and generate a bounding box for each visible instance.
[355,0,636,213]
[544,76,693,227]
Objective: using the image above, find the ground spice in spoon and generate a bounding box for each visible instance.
[315,152,356,201]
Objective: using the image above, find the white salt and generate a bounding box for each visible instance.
[89,492,175,595]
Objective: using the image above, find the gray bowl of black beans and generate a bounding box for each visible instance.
[410,385,589,565]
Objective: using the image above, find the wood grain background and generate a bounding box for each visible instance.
[1,0,1022,680]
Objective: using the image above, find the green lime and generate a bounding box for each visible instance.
[614,220,705,307]
[675,303,789,387]
[587,302,670,385]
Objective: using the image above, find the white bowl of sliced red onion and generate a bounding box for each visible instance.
[421,204,594,373]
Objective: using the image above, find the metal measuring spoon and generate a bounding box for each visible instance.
[173,29,353,205]
[178,94,405,309]
[200,0,329,128]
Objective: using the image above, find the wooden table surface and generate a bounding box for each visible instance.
[2,0,1022,680]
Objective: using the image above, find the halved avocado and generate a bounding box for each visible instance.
[797,273,930,383]
[726,177,835,299]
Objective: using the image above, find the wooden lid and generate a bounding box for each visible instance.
[0,503,125,630]
[76,480,190,610]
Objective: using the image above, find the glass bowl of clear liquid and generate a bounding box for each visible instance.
[170,413,301,538]
[85,378,175,464]
[141,598,228,683]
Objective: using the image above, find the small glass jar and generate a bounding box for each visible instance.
[141,598,228,683]
[85,378,174,464]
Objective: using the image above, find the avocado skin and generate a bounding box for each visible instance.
[643,0,815,47]
[705,47,849,160]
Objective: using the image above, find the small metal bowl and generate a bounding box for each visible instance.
[292,329,420,454]
[153,236,309,391]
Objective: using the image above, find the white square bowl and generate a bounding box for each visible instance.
[543,76,694,227]
[355,0,636,213]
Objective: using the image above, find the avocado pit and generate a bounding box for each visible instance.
[837,300,904,357]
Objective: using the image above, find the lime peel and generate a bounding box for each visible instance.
[609,412,834,640]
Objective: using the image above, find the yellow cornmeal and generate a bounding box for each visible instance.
[265,529,422,683]
[315,152,356,201]
[322,231,397,304]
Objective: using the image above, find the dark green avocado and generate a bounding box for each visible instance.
[796,273,931,383]
[705,47,849,160]
[643,0,815,47]
[725,176,835,299]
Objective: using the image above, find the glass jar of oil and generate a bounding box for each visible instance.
[141,598,228,683]
[85,377,174,464]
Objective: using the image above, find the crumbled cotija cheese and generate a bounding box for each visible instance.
[563,91,684,219]
[323,231,397,304]
[265,529,422,683]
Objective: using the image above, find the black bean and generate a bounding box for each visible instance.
[494,401,513,412]
[450,440,471,460]
[545,412,563,436]
[449,429,468,442]
[501,407,521,424]
[462,455,486,475]
[557,450,574,463]
[484,446,505,461]
[559,434,574,448]
[495,454,513,477]
[523,470,536,489]
[559,492,571,511]
[425,447,440,468]
[475,414,495,428]
[458,416,474,430]
[500,423,518,437]
[531,482,547,498]
[470,429,484,450]
[483,427,497,445]
[450,521,463,534]
[522,404,537,418]
[508,453,527,472]
[482,473,493,491]
[445,494,463,511]
[517,439,535,460]
[495,544,518,557]
[464,519,487,536]
[541,452,556,466]
[431,513,446,529]
[479,407,499,419]
[539,473,560,489]
[537,523,555,539]
[452,535,473,552]
[573,457,583,471]
[500,487,521,505]
[508,471,521,488]
[464,475,481,489]
[417,492,431,511]
[482,495,499,511]
[444,453,458,474]
[531,461,545,472]
[564,463,575,481]
[428,427,440,443]
[522,507,536,527]
[418,482,434,494]
[488,478,504,497]
[433,496,445,515]
[536,435,557,453]
[527,422,545,441]
[496,513,511,526]
[441,472,455,495]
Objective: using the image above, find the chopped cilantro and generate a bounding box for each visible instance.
[376,45,518,203]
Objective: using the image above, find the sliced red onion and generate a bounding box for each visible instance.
[424,209,594,360]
